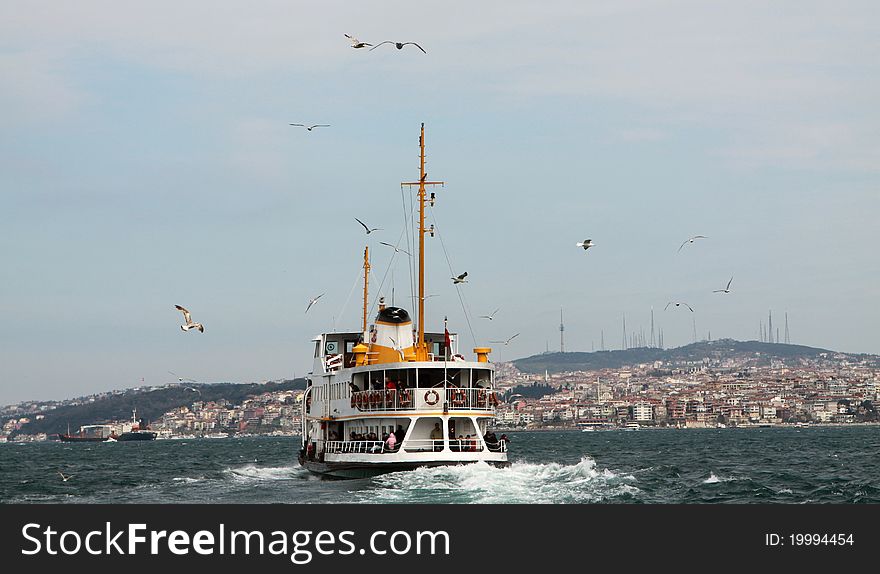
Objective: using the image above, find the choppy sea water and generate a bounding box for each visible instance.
[2,427,878,503]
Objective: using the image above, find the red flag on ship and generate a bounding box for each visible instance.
[444,317,451,358]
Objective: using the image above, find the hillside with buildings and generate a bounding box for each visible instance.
[494,340,879,429]
[512,339,875,374]
[3,379,306,440]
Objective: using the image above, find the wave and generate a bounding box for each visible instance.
[223,464,309,482]
[703,472,738,484]
[353,457,640,504]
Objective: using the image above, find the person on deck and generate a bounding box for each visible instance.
[430,422,443,452]
[384,431,397,452]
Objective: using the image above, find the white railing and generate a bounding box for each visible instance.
[325,438,507,455]
[351,390,415,411]
[325,440,387,454]
[445,388,499,410]
[447,437,485,452]
[349,388,501,412]
[401,438,445,453]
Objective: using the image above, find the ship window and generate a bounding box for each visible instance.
[314,341,321,358]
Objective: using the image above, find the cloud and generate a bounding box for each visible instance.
[0,50,89,127]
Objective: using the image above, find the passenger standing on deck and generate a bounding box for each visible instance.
[430,422,443,451]
[384,431,397,452]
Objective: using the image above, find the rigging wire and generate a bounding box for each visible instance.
[428,206,478,348]
[333,262,366,331]
[401,183,417,316]
[367,194,418,320]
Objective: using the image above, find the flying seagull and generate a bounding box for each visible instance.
[479,307,501,320]
[713,276,734,294]
[664,301,695,312]
[58,471,74,482]
[678,235,708,252]
[452,272,468,284]
[174,305,204,333]
[344,34,372,49]
[289,123,330,131]
[576,239,595,250]
[355,217,382,234]
[489,333,520,346]
[379,241,411,256]
[369,41,427,54]
[305,293,325,314]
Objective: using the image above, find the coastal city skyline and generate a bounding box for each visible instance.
[5,337,877,443]
[2,2,878,405]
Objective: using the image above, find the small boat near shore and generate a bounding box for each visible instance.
[58,409,156,442]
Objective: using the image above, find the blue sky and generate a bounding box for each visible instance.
[1,1,878,404]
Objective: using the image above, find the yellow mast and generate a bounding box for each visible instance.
[362,246,370,334]
[401,123,444,360]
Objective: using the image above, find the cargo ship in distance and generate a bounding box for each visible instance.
[298,124,509,478]
[59,409,157,442]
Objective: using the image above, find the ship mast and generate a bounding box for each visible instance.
[362,246,370,335]
[401,123,444,360]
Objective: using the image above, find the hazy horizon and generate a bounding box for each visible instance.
[2,1,878,404]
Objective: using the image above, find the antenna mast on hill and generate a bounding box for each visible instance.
[785,312,791,344]
[560,306,565,353]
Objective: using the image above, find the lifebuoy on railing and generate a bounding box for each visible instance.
[370,391,381,406]
[477,390,487,405]
[399,389,412,406]
[385,389,395,406]
[424,389,440,406]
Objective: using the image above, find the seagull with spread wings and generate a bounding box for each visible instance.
[175,305,204,333]
[305,293,325,314]
[344,34,372,49]
[355,217,382,234]
[576,239,595,250]
[379,241,410,256]
[369,41,426,54]
[58,471,74,482]
[479,307,501,320]
[678,235,708,252]
[713,277,734,294]
[489,333,520,346]
[452,272,468,284]
[664,302,695,312]
[289,123,330,131]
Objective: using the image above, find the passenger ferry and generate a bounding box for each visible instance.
[298,124,509,478]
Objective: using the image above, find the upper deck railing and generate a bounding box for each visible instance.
[350,388,499,412]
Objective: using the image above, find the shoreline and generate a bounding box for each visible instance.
[494,422,880,432]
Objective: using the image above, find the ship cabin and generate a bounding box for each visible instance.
[301,306,506,469]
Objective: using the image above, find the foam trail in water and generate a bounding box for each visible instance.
[225,464,309,482]
[353,457,639,504]
[703,472,737,484]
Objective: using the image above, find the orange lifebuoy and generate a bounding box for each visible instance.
[424,389,440,406]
